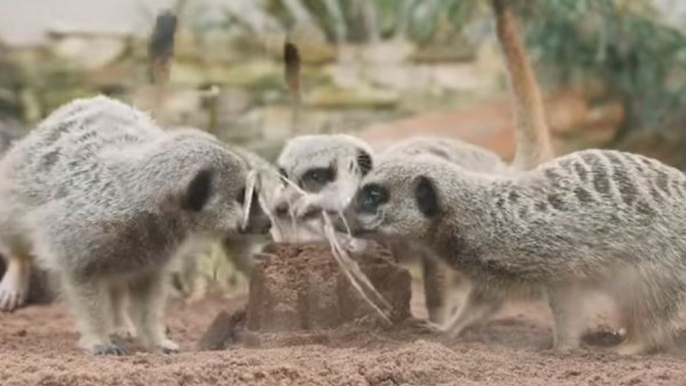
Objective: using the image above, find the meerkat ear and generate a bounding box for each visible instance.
[414,176,439,217]
[357,149,373,176]
[182,168,213,211]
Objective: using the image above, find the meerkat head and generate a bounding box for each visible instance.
[153,131,272,238]
[275,134,373,213]
[341,155,451,243]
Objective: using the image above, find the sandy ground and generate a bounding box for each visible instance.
[2,284,686,386]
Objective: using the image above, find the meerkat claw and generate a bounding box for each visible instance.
[0,283,27,312]
[91,343,128,356]
[156,339,180,354]
[408,319,444,335]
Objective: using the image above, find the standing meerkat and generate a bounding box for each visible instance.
[342,150,686,355]
[0,95,270,354]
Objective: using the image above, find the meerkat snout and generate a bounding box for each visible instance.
[237,186,272,235]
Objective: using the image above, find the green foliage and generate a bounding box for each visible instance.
[264,0,479,44]
[524,0,686,132]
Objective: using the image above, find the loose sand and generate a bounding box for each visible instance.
[2,284,686,386]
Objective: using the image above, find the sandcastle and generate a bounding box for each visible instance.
[199,242,413,349]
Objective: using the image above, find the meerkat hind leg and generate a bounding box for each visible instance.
[62,276,126,355]
[0,254,32,312]
[129,271,178,353]
[443,282,505,338]
[612,273,682,355]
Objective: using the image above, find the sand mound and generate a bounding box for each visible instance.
[200,242,413,349]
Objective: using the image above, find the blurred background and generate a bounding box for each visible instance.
[1,0,685,298]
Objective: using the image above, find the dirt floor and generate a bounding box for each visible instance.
[2,283,686,386]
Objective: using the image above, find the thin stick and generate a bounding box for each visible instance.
[323,213,393,325]
[242,170,258,230]
[284,40,301,135]
[148,10,177,121]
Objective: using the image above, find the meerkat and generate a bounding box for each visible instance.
[273,134,374,244]
[379,137,509,323]
[375,0,556,327]
[342,150,686,355]
[0,95,270,354]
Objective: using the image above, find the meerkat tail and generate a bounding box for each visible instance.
[284,40,301,135]
[148,10,178,120]
[492,0,554,170]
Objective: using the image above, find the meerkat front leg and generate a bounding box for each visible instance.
[443,282,504,338]
[61,275,125,355]
[109,282,136,339]
[129,270,178,353]
[421,255,450,324]
[0,254,31,312]
[545,283,589,352]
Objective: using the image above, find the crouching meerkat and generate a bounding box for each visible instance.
[379,0,556,327]
[0,95,270,354]
[272,134,374,244]
[342,150,686,355]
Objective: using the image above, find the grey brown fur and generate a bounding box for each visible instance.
[273,134,374,243]
[0,96,266,354]
[345,150,686,354]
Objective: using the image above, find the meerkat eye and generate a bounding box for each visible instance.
[357,183,389,213]
[300,166,336,192]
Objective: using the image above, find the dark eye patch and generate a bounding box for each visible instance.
[356,183,389,213]
[300,166,336,192]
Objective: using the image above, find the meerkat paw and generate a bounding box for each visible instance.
[0,263,30,312]
[110,324,137,340]
[90,343,129,356]
[613,341,651,356]
[153,339,180,354]
[79,335,128,355]
[407,318,444,335]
